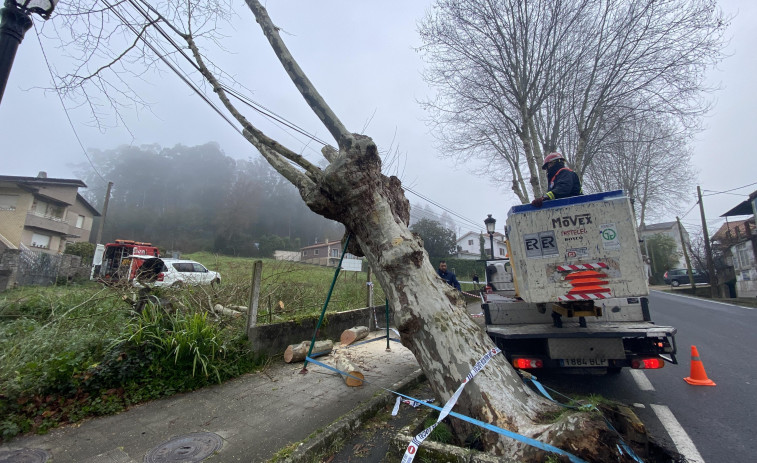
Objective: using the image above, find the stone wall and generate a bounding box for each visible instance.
[248,305,395,356]
[0,249,21,291]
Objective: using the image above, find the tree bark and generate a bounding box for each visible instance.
[284,340,334,364]
[340,326,370,346]
[332,349,365,387]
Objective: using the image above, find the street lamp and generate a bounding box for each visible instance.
[0,0,57,104]
[484,214,496,260]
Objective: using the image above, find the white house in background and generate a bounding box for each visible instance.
[273,250,301,262]
[638,221,689,269]
[455,231,507,260]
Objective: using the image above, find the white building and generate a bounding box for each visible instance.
[731,240,757,297]
[455,231,507,260]
[638,222,689,269]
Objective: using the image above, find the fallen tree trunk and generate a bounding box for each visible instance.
[192,3,645,459]
[283,340,334,363]
[340,326,369,346]
[332,350,364,387]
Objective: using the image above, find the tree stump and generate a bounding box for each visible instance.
[340,326,370,346]
[283,340,334,363]
[332,350,364,387]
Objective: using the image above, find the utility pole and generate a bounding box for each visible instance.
[677,216,697,295]
[95,181,113,244]
[697,186,718,298]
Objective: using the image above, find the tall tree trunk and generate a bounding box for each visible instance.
[182,2,635,459]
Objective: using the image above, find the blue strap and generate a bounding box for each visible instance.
[345,336,402,348]
[526,377,645,463]
[305,356,587,463]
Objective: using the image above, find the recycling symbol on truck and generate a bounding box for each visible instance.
[601,228,617,241]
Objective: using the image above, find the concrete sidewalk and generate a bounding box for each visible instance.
[0,333,421,463]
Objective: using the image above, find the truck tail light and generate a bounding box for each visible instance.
[157,272,164,282]
[631,358,664,369]
[512,358,543,369]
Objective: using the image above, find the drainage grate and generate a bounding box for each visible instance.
[0,448,51,463]
[144,432,223,463]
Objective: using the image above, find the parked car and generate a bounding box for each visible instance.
[134,257,221,287]
[663,268,709,287]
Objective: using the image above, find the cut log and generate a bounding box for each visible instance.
[283,340,334,363]
[333,350,364,387]
[212,304,243,318]
[340,326,370,346]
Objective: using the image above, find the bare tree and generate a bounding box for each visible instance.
[419,0,587,202]
[48,1,650,460]
[583,116,697,225]
[418,0,727,202]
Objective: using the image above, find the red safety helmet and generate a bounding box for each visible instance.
[542,152,565,169]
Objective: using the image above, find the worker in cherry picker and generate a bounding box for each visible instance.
[530,152,582,207]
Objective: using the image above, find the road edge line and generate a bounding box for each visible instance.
[650,403,705,463]
[650,290,754,310]
[629,369,655,391]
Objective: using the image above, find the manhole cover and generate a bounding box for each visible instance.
[0,448,51,463]
[144,432,223,463]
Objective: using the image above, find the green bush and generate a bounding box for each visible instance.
[0,253,382,442]
[64,241,96,263]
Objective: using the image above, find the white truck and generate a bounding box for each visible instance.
[482,190,677,373]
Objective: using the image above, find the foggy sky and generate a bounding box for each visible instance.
[1,0,754,239]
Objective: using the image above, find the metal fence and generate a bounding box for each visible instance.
[16,248,63,287]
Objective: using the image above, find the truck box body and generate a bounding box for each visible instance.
[506,190,647,303]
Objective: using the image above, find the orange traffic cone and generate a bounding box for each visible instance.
[683,345,716,386]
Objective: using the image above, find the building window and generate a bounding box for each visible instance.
[330,248,339,257]
[75,215,85,228]
[736,244,752,270]
[31,199,65,220]
[303,250,308,256]
[0,194,18,211]
[468,239,473,245]
[31,233,51,249]
[314,249,319,256]
[499,248,506,256]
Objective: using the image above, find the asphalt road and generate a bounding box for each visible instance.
[528,291,756,463]
[644,290,756,462]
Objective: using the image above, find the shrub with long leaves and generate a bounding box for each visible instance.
[118,305,223,381]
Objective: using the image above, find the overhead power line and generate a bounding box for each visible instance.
[102,1,490,238]
[702,181,757,197]
[34,25,107,183]
[405,187,482,230]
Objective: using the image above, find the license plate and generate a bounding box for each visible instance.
[559,358,608,367]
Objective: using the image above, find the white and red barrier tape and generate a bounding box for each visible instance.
[392,396,435,415]
[401,347,501,463]
[303,354,587,463]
